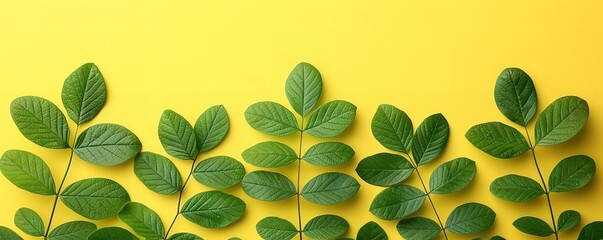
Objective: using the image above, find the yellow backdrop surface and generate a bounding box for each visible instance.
[1,1,602,239]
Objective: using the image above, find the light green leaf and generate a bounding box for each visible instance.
[134,152,182,195]
[119,202,164,239]
[242,141,298,168]
[357,221,388,240]
[558,210,580,232]
[245,101,299,136]
[494,67,538,126]
[303,215,349,239]
[0,150,56,195]
[60,178,130,220]
[301,172,360,205]
[513,216,554,237]
[396,217,441,240]
[48,221,96,240]
[285,62,323,117]
[305,100,356,138]
[61,62,106,124]
[159,110,198,160]
[194,105,229,153]
[371,104,413,153]
[88,227,139,240]
[370,185,426,220]
[412,113,449,165]
[256,217,298,240]
[180,191,246,228]
[241,171,296,201]
[535,96,589,146]
[193,156,245,189]
[10,96,70,149]
[14,208,44,236]
[465,122,529,159]
[74,123,142,166]
[429,158,476,194]
[445,203,496,234]
[578,221,603,240]
[355,153,413,187]
[0,226,22,240]
[549,155,595,192]
[168,233,203,240]
[302,142,354,166]
[490,174,544,202]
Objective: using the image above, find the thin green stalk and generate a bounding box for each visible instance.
[296,118,305,240]
[164,155,199,239]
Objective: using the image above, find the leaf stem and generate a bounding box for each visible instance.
[296,119,305,240]
[165,155,198,239]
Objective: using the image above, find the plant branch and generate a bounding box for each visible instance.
[165,155,198,239]
[296,118,305,240]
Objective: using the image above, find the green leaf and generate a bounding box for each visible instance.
[241,171,296,201]
[578,221,603,240]
[411,113,449,165]
[61,62,106,124]
[490,174,544,202]
[74,123,142,166]
[14,208,44,236]
[168,233,203,240]
[513,216,554,237]
[396,217,441,240]
[303,214,349,239]
[194,105,229,153]
[301,172,360,205]
[0,150,56,195]
[535,96,589,146]
[48,221,96,240]
[10,96,70,149]
[429,158,476,194]
[302,142,355,166]
[549,155,595,192]
[60,178,130,220]
[88,227,139,240]
[371,104,413,153]
[256,217,298,240]
[355,153,413,187]
[370,185,426,220]
[242,141,298,168]
[357,221,388,240]
[472,237,506,240]
[158,110,198,160]
[180,191,246,228]
[0,226,22,240]
[558,210,580,232]
[119,202,164,239]
[465,122,529,159]
[445,203,496,234]
[305,100,356,138]
[494,67,538,126]
[193,156,245,189]
[245,101,299,136]
[134,152,182,195]
[285,62,323,117]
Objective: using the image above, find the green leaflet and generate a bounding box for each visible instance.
[304,100,356,138]
[302,214,349,239]
[88,227,139,240]
[60,178,130,220]
[355,152,413,187]
[465,122,530,159]
[370,185,426,220]
[119,202,165,239]
[558,210,580,232]
[194,105,229,153]
[158,110,199,160]
[285,62,323,117]
[472,237,506,240]
[371,104,413,153]
[14,208,44,237]
[134,152,183,195]
[61,62,106,125]
[48,221,96,240]
[10,96,70,149]
[513,216,554,237]
[193,156,245,189]
[578,221,603,240]
[302,142,354,166]
[256,217,298,240]
[357,221,388,240]
[429,158,476,194]
[74,123,142,166]
[490,174,544,202]
[445,203,496,234]
[535,96,589,146]
[0,150,56,195]
[168,233,204,240]
[0,226,22,240]
[241,171,296,201]
[411,113,449,166]
[548,155,595,192]
[242,141,298,168]
[180,191,246,228]
[396,217,441,240]
[301,172,360,205]
[494,67,537,126]
[245,101,299,137]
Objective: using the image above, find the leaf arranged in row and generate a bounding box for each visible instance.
[356,221,388,240]
[245,101,300,137]
[429,157,476,194]
[397,217,441,240]
[494,67,537,127]
[578,221,603,240]
[465,122,529,159]
[59,178,130,220]
[0,226,22,240]
[445,203,496,234]
[74,123,142,166]
[119,202,164,239]
[285,62,322,117]
[256,217,298,240]
[242,141,298,168]
[490,174,544,202]
[49,221,97,240]
[558,210,580,232]
[534,96,589,146]
[241,171,296,201]
[134,152,183,195]
[370,185,426,220]
[168,232,204,240]
[195,105,229,153]
[300,172,360,205]
[304,100,357,138]
[513,216,554,237]
[302,214,349,239]
[88,227,139,240]
[14,208,44,237]
[0,150,56,195]
[355,153,413,187]
[411,113,449,166]
[10,96,71,149]
[192,156,245,189]
[302,142,354,166]
[61,62,107,125]
[180,191,246,228]
[548,155,595,192]
[371,104,413,153]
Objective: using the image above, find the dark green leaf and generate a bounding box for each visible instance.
[370,185,426,220]
[74,123,142,166]
[168,233,203,240]
[411,113,449,165]
[490,174,544,202]
[429,158,476,194]
[88,227,139,240]
[244,101,299,136]
[194,105,229,153]
[396,217,441,240]
[241,171,296,201]
[371,104,413,153]
[0,150,56,195]
[535,96,589,146]
[558,210,580,232]
[134,152,182,195]
[578,221,603,240]
[494,67,537,126]
[465,122,529,159]
[61,62,106,124]
[48,221,96,240]
[303,215,348,239]
[0,226,22,240]
[445,203,496,234]
[158,110,198,160]
[357,221,387,240]
[513,216,554,237]
[119,202,164,239]
[242,141,298,168]
[355,153,413,187]
[549,155,595,192]
[305,100,356,138]
[10,96,70,149]
[301,172,360,205]
[60,178,130,220]
[302,142,354,166]
[256,217,298,240]
[14,208,44,236]
[193,156,245,189]
[285,62,323,117]
[180,191,246,228]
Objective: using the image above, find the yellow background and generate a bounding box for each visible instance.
[1,1,602,239]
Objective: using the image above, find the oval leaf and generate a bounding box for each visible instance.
[180,191,246,228]
[48,221,96,240]
[549,155,595,192]
[88,227,139,240]
[357,221,388,240]
[513,216,554,237]
[159,110,198,160]
[429,157,476,194]
[370,185,426,220]
[465,122,529,159]
[119,202,164,239]
[168,233,204,240]
[10,96,70,149]
[411,113,449,165]
[256,216,298,240]
[285,62,323,117]
[397,217,441,240]
[301,172,360,205]
[244,101,299,137]
[494,67,538,126]
[558,210,580,232]
[490,174,544,202]
[193,156,245,189]
[303,214,349,239]
[134,152,183,195]
[305,100,356,138]
[535,96,589,146]
[371,104,413,153]
[0,226,22,240]
[355,153,413,187]
[14,208,44,237]
[242,141,298,168]
[445,203,496,234]
[302,142,354,166]
[61,62,106,124]
[60,178,130,220]
[194,105,229,153]
[578,221,603,240]
[241,171,296,201]
[0,150,56,195]
[74,123,142,166]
